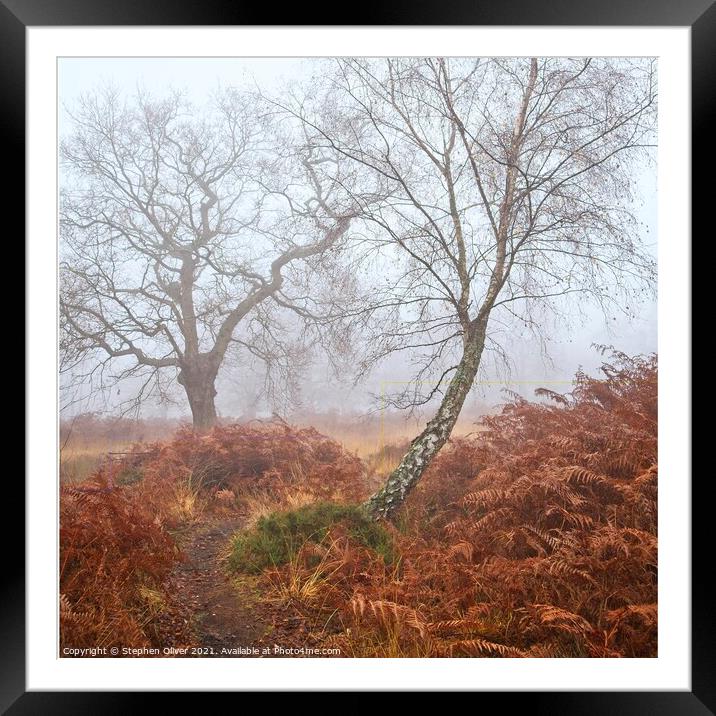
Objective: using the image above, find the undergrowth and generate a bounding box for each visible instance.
[60,476,179,651]
[60,350,658,659]
[246,350,659,658]
[60,422,371,652]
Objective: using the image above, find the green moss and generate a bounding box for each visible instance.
[228,501,395,574]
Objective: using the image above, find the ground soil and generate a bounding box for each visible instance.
[155,515,270,657]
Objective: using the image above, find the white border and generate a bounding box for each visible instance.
[27,27,691,691]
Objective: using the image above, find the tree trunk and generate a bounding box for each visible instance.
[365,322,487,519]
[178,361,219,432]
[187,385,218,432]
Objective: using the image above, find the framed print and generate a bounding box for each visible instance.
[12,0,706,709]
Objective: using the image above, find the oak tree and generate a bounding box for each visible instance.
[60,88,357,430]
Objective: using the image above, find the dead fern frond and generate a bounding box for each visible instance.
[462,488,509,508]
[531,604,594,635]
[564,467,607,486]
[445,638,526,658]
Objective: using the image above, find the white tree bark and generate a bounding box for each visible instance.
[365,321,486,518]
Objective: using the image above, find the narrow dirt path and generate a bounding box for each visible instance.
[169,516,269,657]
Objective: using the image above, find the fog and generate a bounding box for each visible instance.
[59,57,657,423]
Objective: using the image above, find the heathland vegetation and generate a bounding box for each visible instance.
[60,350,657,657]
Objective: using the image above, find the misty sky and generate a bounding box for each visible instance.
[58,57,657,419]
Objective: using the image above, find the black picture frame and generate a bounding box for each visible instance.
[9,0,704,709]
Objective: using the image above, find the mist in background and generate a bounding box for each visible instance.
[58,57,657,423]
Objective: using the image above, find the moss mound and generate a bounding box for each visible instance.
[228,502,394,574]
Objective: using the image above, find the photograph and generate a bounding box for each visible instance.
[57,55,660,660]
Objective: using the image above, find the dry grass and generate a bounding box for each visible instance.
[60,443,126,484]
[60,414,180,484]
[266,537,349,604]
[241,486,319,529]
[58,412,446,485]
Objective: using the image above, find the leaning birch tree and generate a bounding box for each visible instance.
[293,57,657,518]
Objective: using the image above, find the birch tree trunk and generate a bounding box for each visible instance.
[365,320,487,519]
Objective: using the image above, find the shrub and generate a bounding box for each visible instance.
[228,502,395,574]
[98,422,369,507]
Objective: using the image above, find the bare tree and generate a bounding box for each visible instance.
[293,57,657,518]
[60,87,358,430]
